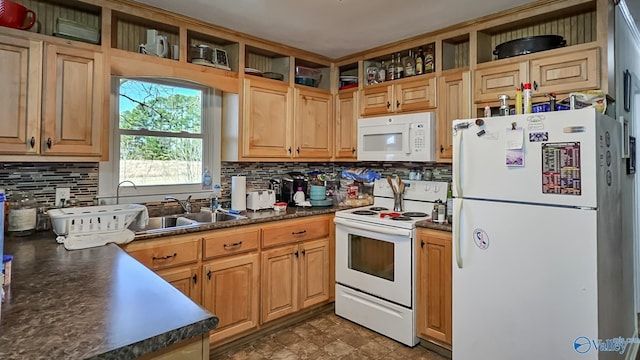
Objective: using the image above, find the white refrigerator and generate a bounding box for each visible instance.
[452,108,627,360]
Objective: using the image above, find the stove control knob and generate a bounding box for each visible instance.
[433,185,440,192]
[425,185,431,192]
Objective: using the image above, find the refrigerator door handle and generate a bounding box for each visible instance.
[453,127,463,197]
[454,198,463,269]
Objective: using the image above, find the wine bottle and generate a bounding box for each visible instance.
[395,52,404,79]
[403,50,415,77]
[415,46,424,75]
[387,54,396,81]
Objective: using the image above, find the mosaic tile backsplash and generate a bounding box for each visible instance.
[0,161,452,208]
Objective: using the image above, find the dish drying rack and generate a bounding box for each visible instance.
[48,204,146,237]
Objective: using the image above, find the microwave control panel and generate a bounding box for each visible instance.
[411,123,427,153]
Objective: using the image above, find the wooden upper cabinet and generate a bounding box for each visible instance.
[334,89,358,160]
[361,76,437,117]
[530,47,599,95]
[41,44,103,156]
[294,87,332,159]
[437,70,471,163]
[0,36,41,154]
[474,62,528,103]
[243,77,292,158]
[395,76,437,113]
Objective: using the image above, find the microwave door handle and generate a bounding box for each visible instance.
[403,124,411,154]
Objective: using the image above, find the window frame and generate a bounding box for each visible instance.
[98,76,222,204]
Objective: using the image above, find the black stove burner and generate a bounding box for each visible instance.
[369,207,389,211]
[402,212,428,218]
[391,216,412,221]
[352,210,377,215]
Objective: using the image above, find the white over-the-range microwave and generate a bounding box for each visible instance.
[357,112,436,162]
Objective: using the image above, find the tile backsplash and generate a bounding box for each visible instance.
[0,161,452,207]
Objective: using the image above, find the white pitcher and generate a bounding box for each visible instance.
[145,29,168,58]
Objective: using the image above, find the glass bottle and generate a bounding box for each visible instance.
[378,60,386,83]
[424,43,435,73]
[387,54,396,81]
[403,50,416,77]
[395,52,404,79]
[415,46,425,75]
[446,182,453,224]
[8,191,37,236]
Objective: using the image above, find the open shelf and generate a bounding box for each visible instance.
[363,42,435,86]
[294,58,330,90]
[187,30,238,71]
[442,34,470,71]
[476,2,597,64]
[338,63,358,91]
[245,45,290,83]
[111,10,179,60]
[17,0,101,44]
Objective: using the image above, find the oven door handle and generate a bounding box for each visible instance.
[334,217,413,237]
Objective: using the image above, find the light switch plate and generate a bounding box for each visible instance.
[55,188,71,207]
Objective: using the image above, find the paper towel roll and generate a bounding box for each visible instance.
[231,176,246,211]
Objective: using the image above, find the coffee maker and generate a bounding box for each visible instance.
[281,172,309,206]
[269,178,282,203]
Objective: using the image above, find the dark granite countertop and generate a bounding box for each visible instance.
[0,234,218,360]
[415,220,453,232]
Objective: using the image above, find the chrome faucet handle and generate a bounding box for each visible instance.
[185,195,192,213]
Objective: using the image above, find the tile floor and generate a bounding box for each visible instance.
[216,312,448,360]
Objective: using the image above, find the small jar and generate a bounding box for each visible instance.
[36,207,51,231]
[8,191,37,236]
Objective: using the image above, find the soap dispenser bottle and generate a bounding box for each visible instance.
[293,187,305,204]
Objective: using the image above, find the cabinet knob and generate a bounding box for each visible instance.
[294,250,299,258]
[351,147,356,154]
[421,240,425,248]
[46,138,52,149]
[288,147,292,154]
[30,137,35,148]
[192,273,197,284]
[296,147,300,154]
[396,100,401,108]
[301,249,306,256]
[440,144,444,153]
[387,101,391,109]
[533,81,538,91]
[207,269,212,280]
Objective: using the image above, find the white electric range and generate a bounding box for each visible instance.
[333,179,448,346]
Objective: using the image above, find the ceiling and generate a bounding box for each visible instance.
[133,0,640,59]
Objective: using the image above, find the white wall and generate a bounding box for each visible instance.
[615,0,640,344]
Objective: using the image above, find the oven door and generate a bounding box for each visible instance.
[334,217,414,307]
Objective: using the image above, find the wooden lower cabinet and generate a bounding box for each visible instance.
[157,265,201,304]
[139,334,209,360]
[416,228,452,347]
[203,252,260,344]
[261,238,330,323]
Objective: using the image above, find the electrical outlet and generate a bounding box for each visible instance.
[55,187,71,207]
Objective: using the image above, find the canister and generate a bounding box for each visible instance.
[8,191,37,236]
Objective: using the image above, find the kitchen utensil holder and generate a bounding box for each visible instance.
[393,192,404,212]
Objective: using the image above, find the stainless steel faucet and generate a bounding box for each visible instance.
[165,195,193,213]
[117,180,137,204]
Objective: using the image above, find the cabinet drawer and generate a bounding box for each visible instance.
[125,234,200,271]
[203,226,260,260]
[261,216,330,248]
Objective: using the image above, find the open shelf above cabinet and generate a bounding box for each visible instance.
[111,10,179,60]
[245,45,290,83]
[294,58,330,90]
[187,30,238,71]
[442,34,470,71]
[476,1,597,64]
[15,0,101,45]
[338,63,358,91]
[363,42,435,86]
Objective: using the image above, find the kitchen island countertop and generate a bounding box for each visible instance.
[0,234,218,360]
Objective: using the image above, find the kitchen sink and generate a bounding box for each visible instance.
[129,211,247,233]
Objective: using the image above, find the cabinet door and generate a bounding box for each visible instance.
[203,252,260,344]
[416,229,452,346]
[437,71,471,163]
[395,76,437,113]
[334,90,357,159]
[530,47,599,95]
[294,87,332,159]
[261,245,298,323]
[157,265,201,304]
[361,85,392,117]
[474,62,528,103]
[299,238,330,309]
[0,36,41,154]
[243,78,292,158]
[41,44,103,156]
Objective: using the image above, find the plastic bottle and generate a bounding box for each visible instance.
[202,167,212,190]
[515,87,523,115]
[293,187,305,204]
[523,82,532,114]
[484,105,491,117]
